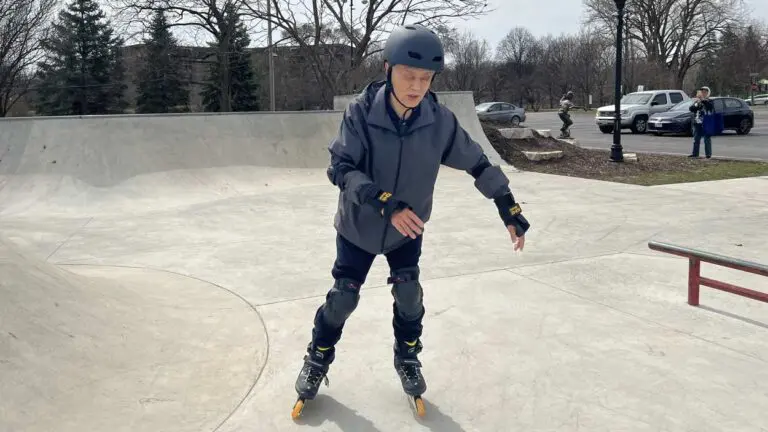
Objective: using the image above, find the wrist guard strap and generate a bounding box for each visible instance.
[493,194,530,237]
[366,188,409,219]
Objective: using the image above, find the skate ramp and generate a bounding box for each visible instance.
[0,111,344,216]
[1,108,767,432]
[0,111,343,186]
[0,236,267,432]
[334,91,507,166]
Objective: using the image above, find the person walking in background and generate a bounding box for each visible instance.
[689,86,715,159]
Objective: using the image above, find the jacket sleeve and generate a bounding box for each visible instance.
[440,110,511,200]
[689,102,699,113]
[327,108,378,206]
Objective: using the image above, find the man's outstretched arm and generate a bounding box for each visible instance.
[441,111,531,238]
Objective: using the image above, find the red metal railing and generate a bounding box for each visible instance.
[648,241,768,306]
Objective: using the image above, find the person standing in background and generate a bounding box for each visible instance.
[689,86,715,159]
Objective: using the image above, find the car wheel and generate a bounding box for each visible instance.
[631,116,647,134]
[510,116,520,127]
[599,126,613,134]
[736,118,752,135]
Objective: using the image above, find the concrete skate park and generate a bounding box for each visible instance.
[1,91,767,432]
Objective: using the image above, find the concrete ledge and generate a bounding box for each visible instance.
[499,128,559,139]
[500,128,534,139]
[523,151,564,161]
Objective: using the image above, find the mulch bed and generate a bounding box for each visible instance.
[480,122,768,184]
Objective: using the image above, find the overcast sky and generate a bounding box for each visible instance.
[446,0,768,52]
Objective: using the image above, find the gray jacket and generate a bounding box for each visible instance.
[328,81,512,255]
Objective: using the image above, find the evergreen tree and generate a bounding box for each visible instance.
[135,10,189,113]
[201,16,260,112]
[34,0,126,115]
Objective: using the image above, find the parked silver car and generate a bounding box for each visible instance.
[475,102,526,126]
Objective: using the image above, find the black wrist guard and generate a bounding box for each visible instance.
[366,188,410,219]
[493,194,530,237]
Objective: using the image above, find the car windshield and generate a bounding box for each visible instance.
[621,93,652,104]
[476,103,495,110]
[669,100,693,111]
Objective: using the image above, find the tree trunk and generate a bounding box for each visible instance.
[219,37,231,112]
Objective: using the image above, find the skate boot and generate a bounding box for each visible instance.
[291,343,334,419]
[394,339,428,416]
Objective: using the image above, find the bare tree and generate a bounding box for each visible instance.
[583,0,748,88]
[0,0,56,116]
[107,0,259,111]
[243,0,491,103]
[570,30,612,108]
[495,27,544,108]
[441,29,491,94]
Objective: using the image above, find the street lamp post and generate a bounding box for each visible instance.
[267,0,276,111]
[610,0,626,162]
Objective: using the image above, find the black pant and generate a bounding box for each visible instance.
[558,112,572,132]
[311,233,424,349]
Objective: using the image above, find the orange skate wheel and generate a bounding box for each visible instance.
[291,398,305,420]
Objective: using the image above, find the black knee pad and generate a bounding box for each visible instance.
[322,278,361,328]
[389,267,424,321]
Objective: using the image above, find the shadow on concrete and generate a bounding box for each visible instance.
[290,394,467,432]
[698,305,768,330]
[292,394,380,431]
[416,398,467,432]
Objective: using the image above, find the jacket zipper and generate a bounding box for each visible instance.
[380,119,407,253]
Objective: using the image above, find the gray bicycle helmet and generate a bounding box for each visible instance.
[383,24,445,73]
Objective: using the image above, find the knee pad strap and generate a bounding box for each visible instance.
[387,266,420,284]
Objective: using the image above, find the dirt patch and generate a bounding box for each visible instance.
[481,122,768,185]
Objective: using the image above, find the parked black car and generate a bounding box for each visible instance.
[647,97,754,136]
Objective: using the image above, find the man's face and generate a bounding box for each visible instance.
[387,63,435,106]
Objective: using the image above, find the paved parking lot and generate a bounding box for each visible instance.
[521,108,768,161]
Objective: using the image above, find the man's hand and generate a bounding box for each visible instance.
[507,225,525,251]
[363,187,424,239]
[391,208,424,239]
[493,193,530,249]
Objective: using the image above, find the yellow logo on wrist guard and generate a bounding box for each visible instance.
[508,204,522,215]
[378,191,392,202]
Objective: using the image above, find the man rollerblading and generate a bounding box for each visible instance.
[558,91,575,139]
[291,23,531,420]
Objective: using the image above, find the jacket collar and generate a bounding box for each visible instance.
[364,81,436,134]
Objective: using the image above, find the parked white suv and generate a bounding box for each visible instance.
[595,90,690,134]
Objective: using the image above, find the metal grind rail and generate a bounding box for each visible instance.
[648,240,768,306]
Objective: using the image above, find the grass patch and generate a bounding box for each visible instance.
[482,122,768,185]
[613,160,768,185]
